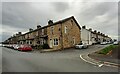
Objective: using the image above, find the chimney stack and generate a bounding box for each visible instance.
[82,25,86,29]
[18,32,22,35]
[89,28,92,31]
[94,30,97,33]
[48,20,53,25]
[98,31,100,34]
[37,25,41,29]
[29,28,33,32]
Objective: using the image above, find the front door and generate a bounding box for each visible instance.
[50,39,53,48]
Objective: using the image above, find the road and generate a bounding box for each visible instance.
[2,45,119,72]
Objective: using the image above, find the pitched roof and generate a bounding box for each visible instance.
[22,16,81,35]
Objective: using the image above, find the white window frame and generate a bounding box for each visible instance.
[42,29,44,35]
[65,26,67,33]
[53,38,59,46]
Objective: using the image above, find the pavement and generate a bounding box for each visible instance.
[2,45,119,72]
[79,45,120,68]
[40,48,61,52]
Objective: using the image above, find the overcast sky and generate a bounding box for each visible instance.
[1,0,119,42]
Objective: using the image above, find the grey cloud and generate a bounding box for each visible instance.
[118,2,120,36]
[2,2,52,30]
[51,2,70,12]
[76,2,117,37]
[78,2,117,23]
[1,2,118,42]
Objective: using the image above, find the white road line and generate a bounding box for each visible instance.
[80,55,98,66]
[80,54,119,68]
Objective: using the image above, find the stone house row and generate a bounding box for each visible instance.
[81,26,112,45]
[4,16,111,50]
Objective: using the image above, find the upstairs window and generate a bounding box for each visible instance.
[73,38,75,45]
[71,20,73,26]
[53,38,58,46]
[65,26,67,33]
[42,29,44,35]
[51,26,54,34]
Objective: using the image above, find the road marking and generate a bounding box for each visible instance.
[80,55,98,66]
[98,64,104,67]
[80,54,119,68]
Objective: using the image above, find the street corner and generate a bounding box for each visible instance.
[79,54,102,67]
[88,53,120,68]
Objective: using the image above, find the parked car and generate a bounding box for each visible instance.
[100,42,107,45]
[8,44,14,49]
[75,43,88,49]
[18,45,32,51]
[106,41,111,44]
[13,44,20,50]
[113,41,118,45]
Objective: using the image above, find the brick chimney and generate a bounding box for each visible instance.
[82,25,86,29]
[37,25,41,29]
[29,28,33,32]
[18,32,22,35]
[98,31,100,34]
[89,28,92,31]
[48,20,53,25]
[94,30,97,33]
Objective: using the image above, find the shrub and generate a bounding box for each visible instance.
[36,45,43,50]
[42,44,50,49]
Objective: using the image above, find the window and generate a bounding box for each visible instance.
[37,41,40,44]
[27,41,29,44]
[65,26,67,33]
[73,38,75,45]
[51,26,54,34]
[53,38,58,46]
[42,29,44,35]
[30,41,32,44]
[20,41,23,44]
[71,20,73,26]
[40,39,44,45]
[58,28,61,31]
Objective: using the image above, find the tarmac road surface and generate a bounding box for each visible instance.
[1,45,119,72]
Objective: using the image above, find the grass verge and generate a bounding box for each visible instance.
[98,45,118,55]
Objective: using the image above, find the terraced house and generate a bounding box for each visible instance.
[7,16,81,50]
[47,16,81,49]
[81,25,112,45]
[4,16,112,50]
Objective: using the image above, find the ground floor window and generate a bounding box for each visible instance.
[26,41,28,44]
[20,41,23,44]
[29,41,32,44]
[40,39,44,45]
[53,38,58,46]
[73,37,75,45]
